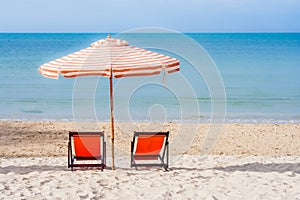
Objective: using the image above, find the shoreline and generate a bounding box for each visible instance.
[0,121,299,157]
[1,118,300,124]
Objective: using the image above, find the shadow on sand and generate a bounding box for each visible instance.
[0,165,68,175]
[171,162,300,174]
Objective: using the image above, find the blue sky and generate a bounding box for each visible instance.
[0,0,299,32]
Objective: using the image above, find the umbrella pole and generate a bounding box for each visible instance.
[109,67,115,170]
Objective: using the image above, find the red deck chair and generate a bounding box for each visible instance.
[131,131,169,170]
[68,132,106,171]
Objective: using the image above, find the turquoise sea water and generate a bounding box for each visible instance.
[0,33,299,123]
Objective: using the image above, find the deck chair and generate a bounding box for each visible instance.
[131,131,169,170]
[68,131,106,171]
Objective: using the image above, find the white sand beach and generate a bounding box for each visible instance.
[0,121,300,199]
[1,155,300,199]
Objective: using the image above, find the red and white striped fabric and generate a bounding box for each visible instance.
[38,35,180,79]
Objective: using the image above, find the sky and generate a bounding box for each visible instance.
[0,0,299,32]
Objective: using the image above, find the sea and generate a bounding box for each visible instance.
[0,33,299,123]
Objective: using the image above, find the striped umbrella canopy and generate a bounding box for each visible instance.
[38,34,180,169]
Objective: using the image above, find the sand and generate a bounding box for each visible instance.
[1,156,300,199]
[1,121,299,157]
[0,121,300,199]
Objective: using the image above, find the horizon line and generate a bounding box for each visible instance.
[1,31,300,34]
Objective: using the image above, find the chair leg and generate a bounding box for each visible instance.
[130,141,134,168]
[71,156,75,171]
[100,140,106,171]
[160,143,169,171]
[131,155,138,170]
[68,143,71,168]
[104,142,106,169]
[166,143,169,170]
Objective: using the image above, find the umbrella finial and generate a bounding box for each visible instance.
[107,34,111,39]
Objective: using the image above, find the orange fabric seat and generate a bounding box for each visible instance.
[68,132,106,171]
[131,132,169,170]
[73,134,101,158]
[135,135,165,155]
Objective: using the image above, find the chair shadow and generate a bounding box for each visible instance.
[171,162,300,174]
[0,165,154,174]
[0,165,68,175]
[2,163,299,175]
[211,162,300,174]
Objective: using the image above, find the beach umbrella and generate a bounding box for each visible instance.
[38,34,180,169]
